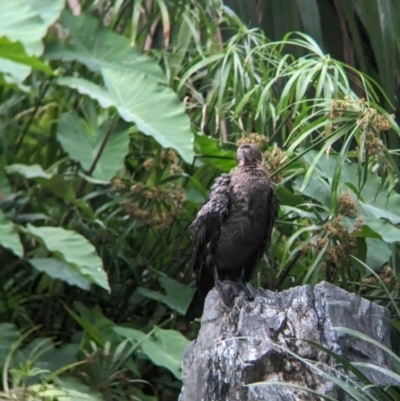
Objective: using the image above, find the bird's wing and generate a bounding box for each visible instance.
[184,174,232,321]
[189,173,232,282]
[264,187,280,250]
[243,186,279,282]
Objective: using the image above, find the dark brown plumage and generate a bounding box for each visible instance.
[185,143,279,321]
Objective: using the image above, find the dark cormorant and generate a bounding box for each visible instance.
[185,143,279,320]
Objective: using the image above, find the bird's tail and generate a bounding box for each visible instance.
[184,289,206,322]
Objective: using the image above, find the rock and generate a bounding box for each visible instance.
[179,281,394,401]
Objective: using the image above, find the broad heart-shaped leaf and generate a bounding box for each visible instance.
[57,68,194,163]
[46,11,164,81]
[137,275,195,315]
[140,328,190,380]
[364,219,400,244]
[0,210,23,257]
[0,0,61,85]
[29,257,91,291]
[57,112,130,182]
[24,224,110,292]
[116,326,190,380]
[365,238,391,271]
[0,0,64,56]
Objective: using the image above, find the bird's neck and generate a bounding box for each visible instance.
[239,161,262,169]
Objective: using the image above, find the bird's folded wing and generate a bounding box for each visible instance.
[189,174,232,273]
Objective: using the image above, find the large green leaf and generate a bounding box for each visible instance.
[365,238,391,270]
[0,0,64,56]
[29,257,91,291]
[0,0,62,85]
[140,328,190,380]
[137,275,195,315]
[116,326,190,380]
[363,220,400,243]
[57,113,130,182]
[57,69,194,163]
[46,11,164,81]
[25,225,110,292]
[0,37,52,73]
[0,210,23,257]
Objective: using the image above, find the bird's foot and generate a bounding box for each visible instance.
[237,280,258,301]
[214,279,241,307]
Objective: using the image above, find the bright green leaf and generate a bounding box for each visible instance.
[25,225,110,292]
[46,11,164,81]
[365,220,400,243]
[0,210,23,257]
[140,327,190,380]
[57,113,130,181]
[29,257,91,291]
[114,326,146,343]
[194,133,236,171]
[116,326,190,380]
[0,0,64,56]
[57,68,194,163]
[0,37,52,73]
[137,275,195,315]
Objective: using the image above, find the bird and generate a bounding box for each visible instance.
[184,143,279,321]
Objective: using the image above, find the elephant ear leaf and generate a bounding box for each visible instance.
[57,68,194,164]
[0,211,23,258]
[24,225,110,292]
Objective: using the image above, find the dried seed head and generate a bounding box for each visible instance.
[339,191,358,216]
[263,147,285,183]
[237,133,269,148]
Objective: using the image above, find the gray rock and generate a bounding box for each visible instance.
[179,281,395,401]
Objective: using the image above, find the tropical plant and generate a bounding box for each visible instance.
[0,0,399,400]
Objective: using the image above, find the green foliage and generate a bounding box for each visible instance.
[25,224,109,291]
[0,0,398,400]
[57,112,130,182]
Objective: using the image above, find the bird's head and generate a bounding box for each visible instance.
[236,143,263,166]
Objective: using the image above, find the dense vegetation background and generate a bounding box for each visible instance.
[0,0,399,400]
